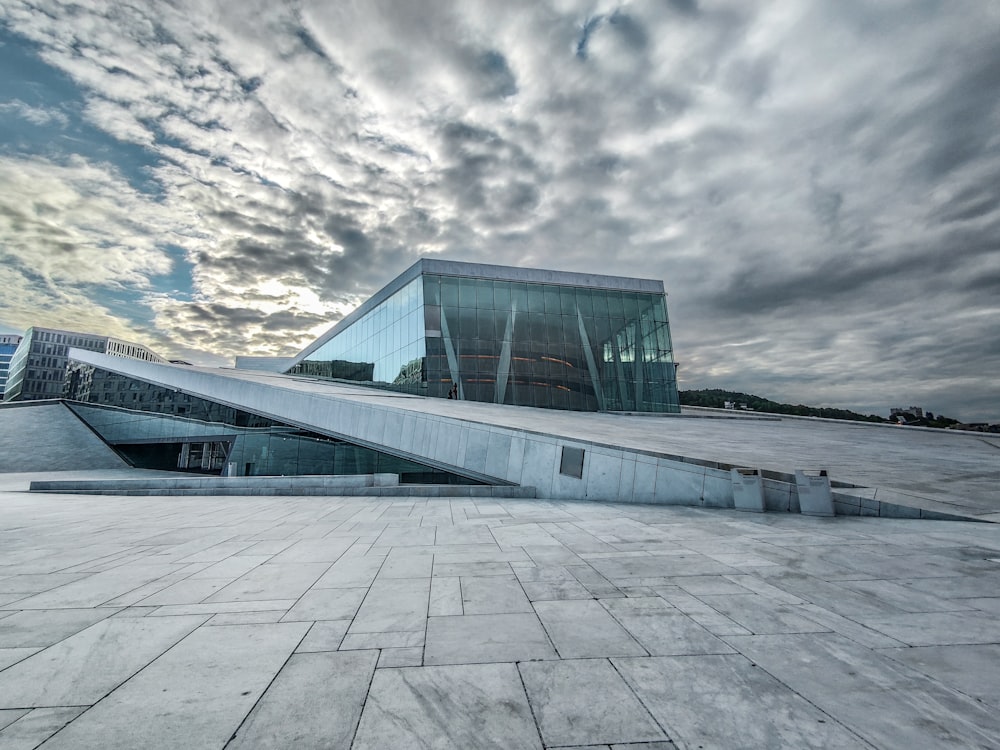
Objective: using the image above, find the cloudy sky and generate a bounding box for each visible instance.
[1,1,998,421]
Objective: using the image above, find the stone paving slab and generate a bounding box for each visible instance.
[0,707,85,750]
[519,658,665,746]
[2,486,1000,748]
[0,615,207,708]
[353,663,542,750]
[0,608,114,649]
[880,643,1000,708]
[725,632,1000,749]
[535,599,646,658]
[0,649,37,672]
[613,653,867,748]
[599,596,735,655]
[228,650,377,749]
[424,613,556,665]
[281,587,368,622]
[37,622,310,750]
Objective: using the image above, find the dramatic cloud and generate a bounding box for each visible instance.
[1,0,998,420]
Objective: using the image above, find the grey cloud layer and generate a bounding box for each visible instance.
[0,0,998,419]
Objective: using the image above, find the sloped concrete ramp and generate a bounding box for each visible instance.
[67,352,998,521]
[0,401,127,472]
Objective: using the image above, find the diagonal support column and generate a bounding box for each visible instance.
[496,305,516,405]
[577,310,606,411]
[439,307,464,400]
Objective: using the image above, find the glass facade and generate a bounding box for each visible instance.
[0,334,21,401]
[2,327,162,403]
[64,364,478,483]
[287,263,680,413]
[288,278,426,389]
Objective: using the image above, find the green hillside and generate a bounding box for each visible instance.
[679,389,887,422]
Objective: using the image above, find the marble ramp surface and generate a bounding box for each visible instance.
[1,482,1000,748]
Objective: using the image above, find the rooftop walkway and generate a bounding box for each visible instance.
[63,354,1000,521]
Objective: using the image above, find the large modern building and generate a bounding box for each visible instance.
[0,259,990,522]
[285,259,680,413]
[0,334,23,401]
[2,327,166,403]
[35,260,678,481]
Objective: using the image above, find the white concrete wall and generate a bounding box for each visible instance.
[69,353,749,507]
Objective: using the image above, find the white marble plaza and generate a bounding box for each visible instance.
[2,477,1000,748]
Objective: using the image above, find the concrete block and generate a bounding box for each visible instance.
[832,501,862,517]
[699,469,732,509]
[520,440,557,497]
[455,429,470,467]
[632,459,657,503]
[653,462,704,505]
[367,408,388,446]
[879,502,921,519]
[731,468,765,512]
[618,457,636,503]
[830,491,862,508]
[795,470,834,517]
[435,424,462,466]
[463,429,490,474]
[762,479,794,512]
[398,413,417,454]
[505,435,526,485]
[381,410,405,450]
[484,431,512,478]
[584,450,621,502]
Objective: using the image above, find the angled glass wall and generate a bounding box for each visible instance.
[423,276,677,412]
[286,261,680,413]
[287,277,426,390]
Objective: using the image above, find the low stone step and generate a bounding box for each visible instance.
[28,477,536,499]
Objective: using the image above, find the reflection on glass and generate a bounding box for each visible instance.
[284,271,679,412]
[63,367,477,483]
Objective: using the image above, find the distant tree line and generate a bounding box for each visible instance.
[679,389,888,423]
[680,389,991,431]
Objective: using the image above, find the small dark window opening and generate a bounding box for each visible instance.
[559,446,585,479]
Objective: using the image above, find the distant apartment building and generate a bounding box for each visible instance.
[0,334,24,401]
[2,327,166,402]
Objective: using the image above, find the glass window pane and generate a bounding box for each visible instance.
[425,305,441,333]
[543,286,561,314]
[494,310,510,339]
[493,283,511,311]
[560,288,576,316]
[476,279,494,309]
[606,292,624,319]
[526,284,545,313]
[528,312,547,342]
[622,293,640,322]
[459,277,477,307]
[441,277,459,308]
[477,309,495,340]
[458,308,477,338]
[592,291,609,318]
[509,283,528,313]
[651,297,667,323]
